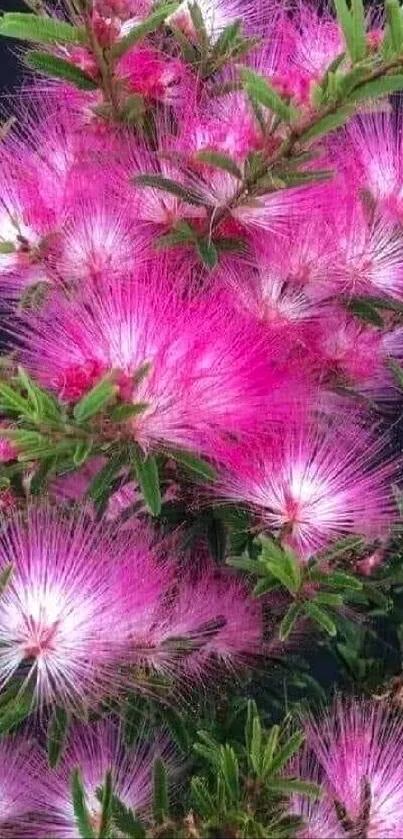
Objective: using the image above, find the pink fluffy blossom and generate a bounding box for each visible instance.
[34,721,176,838]
[0,507,136,712]
[0,737,40,837]
[305,700,403,838]
[16,271,300,457]
[218,422,400,560]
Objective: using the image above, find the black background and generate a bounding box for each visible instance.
[0,0,27,95]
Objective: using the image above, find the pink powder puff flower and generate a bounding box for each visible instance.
[305,699,403,838]
[0,507,139,713]
[166,0,264,43]
[16,271,296,457]
[152,568,263,675]
[222,224,335,328]
[312,306,386,392]
[342,115,403,225]
[218,422,400,560]
[289,752,342,839]
[54,193,148,283]
[326,203,403,301]
[0,736,42,837]
[117,45,190,105]
[34,721,176,838]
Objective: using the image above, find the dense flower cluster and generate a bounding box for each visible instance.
[2,0,403,834]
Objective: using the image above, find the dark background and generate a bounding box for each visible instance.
[0,0,27,95]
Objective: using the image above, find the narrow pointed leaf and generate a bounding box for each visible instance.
[111,2,179,58]
[348,75,403,103]
[304,601,337,636]
[47,707,69,769]
[72,768,96,839]
[333,0,355,58]
[112,795,146,838]
[167,448,216,481]
[195,150,243,180]
[0,13,86,44]
[153,759,169,824]
[240,67,296,121]
[74,378,118,423]
[219,745,240,802]
[270,731,305,774]
[131,450,161,516]
[262,725,280,776]
[196,239,218,269]
[301,106,355,141]
[26,51,98,90]
[191,777,215,819]
[279,603,301,641]
[98,770,113,839]
[132,174,206,206]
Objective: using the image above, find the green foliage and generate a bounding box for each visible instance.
[111,2,179,57]
[240,68,298,123]
[0,12,86,44]
[47,707,69,768]
[26,51,98,89]
[130,447,162,516]
[72,768,96,839]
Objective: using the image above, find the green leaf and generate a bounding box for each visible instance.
[112,796,146,838]
[98,770,113,839]
[88,449,127,504]
[351,0,366,61]
[167,448,216,481]
[346,296,385,326]
[153,759,169,824]
[245,699,259,757]
[270,731,305,774]
[333,0,356,59]
[317,535,364,563]
[17,367,62,422]
[348,74,403,103]
[195,150,243,180]
[132,174,206,206]
[0,381,31,417]
[189,2,209,50]
[385,0,403,53]
[0,13,86,44]
[250,714,263,775]
[162,706,191,753]
[73,440,93,467]
[212,19,242,57]
[266,778,321,798]
[111,2,179,58]
[0,689,33,734]
[253,578,280,597]
[190,777,215,819]
[131,449,161,516]
[72,768,96,839]
[26,51,98,90]
[262,725,280,776]
[74,377,118,423]
[47,707,69,769]
[304,601,337,636]
[155,221,197,250]
[108,402,148,422]
[240,67,296,122]
[279,603,301,641]
[219,744,240,803]
[196,239,218,269]
[323,571,363,591]
[267,169,334,189]
[313,592,344,607]
[301,106,355,141]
